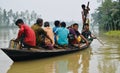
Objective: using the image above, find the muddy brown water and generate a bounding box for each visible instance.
[0,28,120,73]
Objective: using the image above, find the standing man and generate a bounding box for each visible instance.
[15,19,36,49]
[81,2,90,30]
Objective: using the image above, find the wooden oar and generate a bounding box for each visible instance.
[90,20,104,45]
[96,37,104,45]
[91,33,104,45]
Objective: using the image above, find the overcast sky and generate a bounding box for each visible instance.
[0,0,101,21]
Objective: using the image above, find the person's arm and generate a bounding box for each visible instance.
[80,34,89,45]
[54,28,59,35]
[46,35,53,44]
[90,34,96,39]
[88,31,96,39]
[16,25,24,41]
[87,2,90,11]
[74,35,78,42]
[41,29,53,44]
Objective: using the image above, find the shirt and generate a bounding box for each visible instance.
[44,27,54,45]
[69,28,80,37]
[31,24,47,46]
[55,27,69,45]
[69,28,81,44]
[82,30,91,39]
[17,24,36,46]
[53,27,59,33]
[53,27,59,43]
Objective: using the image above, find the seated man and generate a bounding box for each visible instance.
[15,19,36,49]
[43,21,54,49]
[31,18,53,48]
[68,23,89,48]
[82,23,96,42]
[53,20,60,44]
[55,22,69,47]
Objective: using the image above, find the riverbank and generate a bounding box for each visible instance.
[105,31,120,38]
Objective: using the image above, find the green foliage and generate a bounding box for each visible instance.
[105,31,120,37]
[0,8,41,27]
[92,0,120,31]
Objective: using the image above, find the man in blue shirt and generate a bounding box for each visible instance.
[55,22,69,46]
[53,20,60,44]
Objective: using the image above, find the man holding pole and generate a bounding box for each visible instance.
[81,2,90,30]
[81,2,104,45]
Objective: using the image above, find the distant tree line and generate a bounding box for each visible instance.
[92,0,120,31]
[0,7,41,27]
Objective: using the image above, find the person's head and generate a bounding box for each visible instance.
[84,23,89,30]
[81,4,85,10]
[73,23,79,31]
[15,19,24,28]
[60,22,66,28]
[44,21,50,27]
[36,18,43,26]
[54,20,60,27]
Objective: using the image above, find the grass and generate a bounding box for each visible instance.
[105,30,120,37]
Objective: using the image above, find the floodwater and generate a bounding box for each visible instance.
[0,28,120,73]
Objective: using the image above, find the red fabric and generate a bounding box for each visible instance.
[17,24,36,46]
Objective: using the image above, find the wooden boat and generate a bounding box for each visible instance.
[0,40,93,61]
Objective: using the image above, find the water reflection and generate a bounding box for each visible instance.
[7,48,91,73]
[92,36,120,73]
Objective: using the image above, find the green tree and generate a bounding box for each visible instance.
[92,0,120,31]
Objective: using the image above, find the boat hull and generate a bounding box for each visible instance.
[1,41,92,61]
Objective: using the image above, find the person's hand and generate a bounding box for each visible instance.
[50,39,53,44]
[86,41,89,46]
[94,37,97,39]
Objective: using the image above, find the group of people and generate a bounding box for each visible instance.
[14,3,96,49]
[14,18,95,49]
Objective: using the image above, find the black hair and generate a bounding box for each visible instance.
[54,20,60,27]
[44,22,50,27]
[36,18,43,24]
[73,23,79,27]
[81,4,85,9]
[60,22,66,27]
[15,19,24,25]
